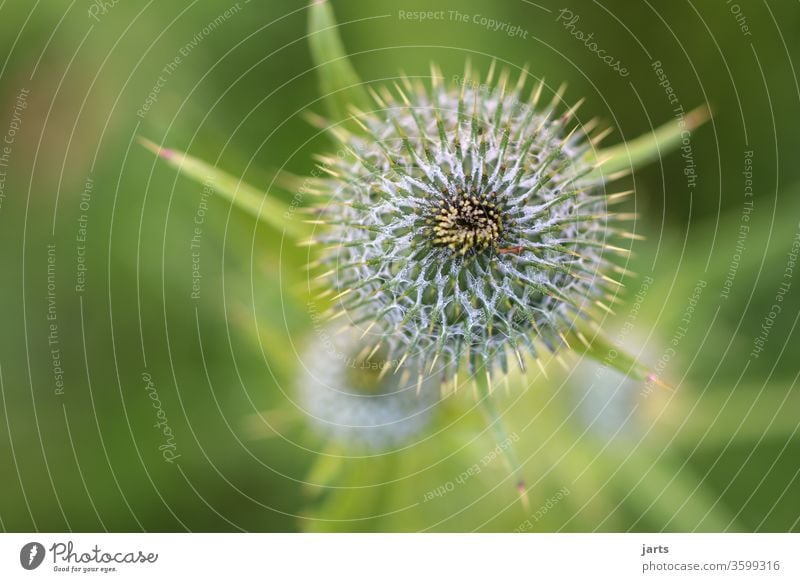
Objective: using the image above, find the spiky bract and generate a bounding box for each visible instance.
[312,66,622,381]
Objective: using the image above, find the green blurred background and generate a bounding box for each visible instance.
[0,0,798,532]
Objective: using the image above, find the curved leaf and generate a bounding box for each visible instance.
[138,137,310,239]
[590,105,711,177]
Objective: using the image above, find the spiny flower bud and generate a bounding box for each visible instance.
[140,2,709,512]
[312,66,621,381]
[298,327,439,451]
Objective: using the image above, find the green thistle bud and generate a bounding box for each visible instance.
[312,67,618,381]
[140,0,709,509]
[140,1,707,388]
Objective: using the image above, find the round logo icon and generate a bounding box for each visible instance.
[20,542,45,570]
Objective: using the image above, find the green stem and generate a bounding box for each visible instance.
[473,356,528,509]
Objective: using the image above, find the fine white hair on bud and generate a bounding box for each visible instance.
[310,64,624,380]
[298,327,439,450]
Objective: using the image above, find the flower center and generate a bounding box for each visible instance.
[430,187,503,255]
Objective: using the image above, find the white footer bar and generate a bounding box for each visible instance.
[1,533,797,581]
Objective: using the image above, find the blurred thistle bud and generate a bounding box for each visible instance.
[297,326,439,451]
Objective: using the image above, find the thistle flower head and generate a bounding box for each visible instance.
[312,66,617,379]
[298,327,438,450]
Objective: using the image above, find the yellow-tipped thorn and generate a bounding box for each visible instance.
[137,136,176,161]
[327,309,348,322]
[314,288,333,300]
[548,82,567,111]
[517,481,530,512]
[601,275,625,288]
[647,373,674,392]
[590,126,614,147]
[606,189,634,203]
[313,269,335,281]
[530,77,545,108]
[685,103,712,131]
[428,352,439,374]
[581,117,600,135]
[485,58,497,86]
[354,342,372,361]
[331,288,352,301]
[378,361,392,381]
[594,300,617,316]
[514,63,529,95]
[608,168,633,181]
[603,243,633,255]
[359,319,376,339]
[367,342,382,361]
[536,358,549,380]
[514,346,526,371]
[336,324,354,337]
[399,369,411,386]
[394,352,409,374]
[562,98,585,123]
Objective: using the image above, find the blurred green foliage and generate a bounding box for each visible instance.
[0,0,798,532]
